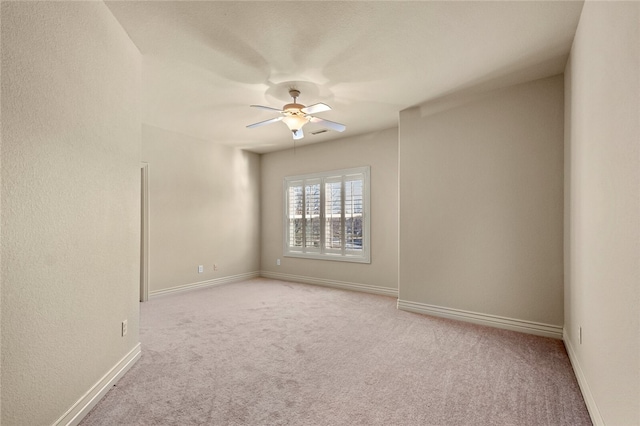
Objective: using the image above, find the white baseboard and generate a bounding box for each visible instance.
[397,299,563,339]
[54,342,141,426]
[150,271,260,298]
[563,329,604,426]
[260,271,398,297]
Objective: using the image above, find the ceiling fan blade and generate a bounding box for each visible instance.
[309,116,346,132]
[292,128,304,140]
[246,116,283,128]
[301,103,331,115]
[250,105,284,113]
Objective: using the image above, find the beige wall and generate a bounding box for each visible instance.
[142,125,261,294]
[1,3,141,425]
[398,75,565,328]
[0,3,3,420]
[564,2,640,424]
[260,129,398,294]
[0,4,3,421]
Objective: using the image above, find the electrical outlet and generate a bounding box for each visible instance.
[579,326,582,344]
[122,320,128,337]
[198,265,204,273]
[213,264,218,271]
[276,258,281,266]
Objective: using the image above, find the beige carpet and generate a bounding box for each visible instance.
[80,278,591,425]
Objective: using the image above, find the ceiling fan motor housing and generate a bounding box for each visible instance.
[283,103,305,113]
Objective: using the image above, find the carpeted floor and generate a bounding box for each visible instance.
[80,278,591,425]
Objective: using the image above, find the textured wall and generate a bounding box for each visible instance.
[564,2,640,424]
[260,128,399,292]
[398,75,565,326]
[1,3,141,424]
[141,125,261,294]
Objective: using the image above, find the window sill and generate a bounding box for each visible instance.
[284,252,371,264]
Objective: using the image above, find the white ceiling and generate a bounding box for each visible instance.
[105,1,584,154]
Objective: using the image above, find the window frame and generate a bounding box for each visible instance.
[283,166,371,263]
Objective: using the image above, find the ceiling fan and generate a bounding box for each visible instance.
[246,89,346,140]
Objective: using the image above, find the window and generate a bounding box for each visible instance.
[284,166,370,263]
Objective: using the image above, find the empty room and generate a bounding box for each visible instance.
[1,1,638,425]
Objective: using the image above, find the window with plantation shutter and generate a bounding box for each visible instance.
[284,167,370,263]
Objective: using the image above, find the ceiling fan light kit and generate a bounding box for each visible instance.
[247,89,345,140]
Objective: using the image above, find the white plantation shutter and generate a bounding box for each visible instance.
[324,178,342,254]
[287,181,304,248]
[304,180,321,251]
[284,167,370,263]
[344,176,364,254]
